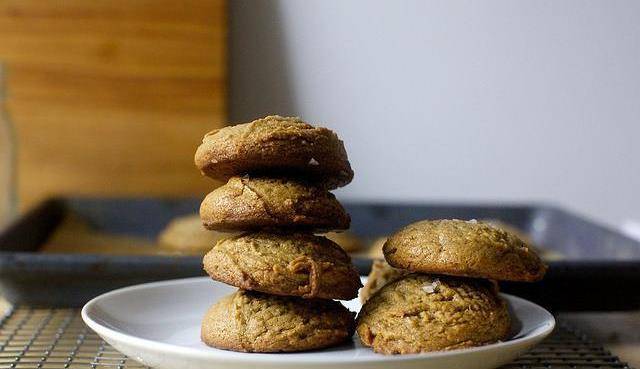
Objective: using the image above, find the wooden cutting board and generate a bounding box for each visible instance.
[0,0,226,210]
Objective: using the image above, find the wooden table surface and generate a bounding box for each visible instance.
[0,0,227,211]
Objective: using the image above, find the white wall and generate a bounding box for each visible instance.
[229,0,640,227]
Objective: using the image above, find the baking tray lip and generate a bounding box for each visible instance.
[0,251,638,272]
[346,199,634,238]
[1,196,638,264]
[0,251,202,272]
[333,198,559,208]
[0,250,201,262]
[59,195,562,212]
[2,249,640,263]
[0,257,204,280]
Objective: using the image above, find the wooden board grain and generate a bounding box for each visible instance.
[0,0,226,210]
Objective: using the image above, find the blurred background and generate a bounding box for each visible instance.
[228,0,640,230]
[1,0,639,230]
[0,0,225,221]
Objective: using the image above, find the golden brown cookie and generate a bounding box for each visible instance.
[200,176,350,232]
[43,213,158,256]
[202,290,355,352]
[383,219,547,282]
[482,219,534,246]
[194,116,353,189]
[356,274,510,354]
[483,219,565,261]
[323,231,363,253]
[360,259,408,303]
[203,232,362,300]
[157,214,231,255]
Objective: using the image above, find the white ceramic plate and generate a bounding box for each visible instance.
[82,277,554,369]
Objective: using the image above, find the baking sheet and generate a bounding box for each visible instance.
[0,197,638,310]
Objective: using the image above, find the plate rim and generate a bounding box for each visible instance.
[81,276,556,364]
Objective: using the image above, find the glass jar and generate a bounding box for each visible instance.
[0,63,17,230]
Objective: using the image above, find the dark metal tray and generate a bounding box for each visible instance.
[0,197,639,310]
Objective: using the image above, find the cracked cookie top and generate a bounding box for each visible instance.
[383,219,547,282]
[200,176,350,232]
[203,232,362,300]
[202,290,355,352]
[356,273,510,354]
[194,115,353,189]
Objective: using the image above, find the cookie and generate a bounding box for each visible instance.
[200,176,350,232]
[194,115,353,189]
[383,219,546,282]
[157,214,230,255]
[360,259,408,303]
[201,290,355,352]
[356,274,510,354]
[323,231,363,252]
[482,219,534,246]
[484,219,564,261]
[203,232,362,300]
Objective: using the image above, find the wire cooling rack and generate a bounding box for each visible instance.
[0,306,633,369]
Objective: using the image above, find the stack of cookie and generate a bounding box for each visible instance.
[194,115,362,352]
[357,219,547,355]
